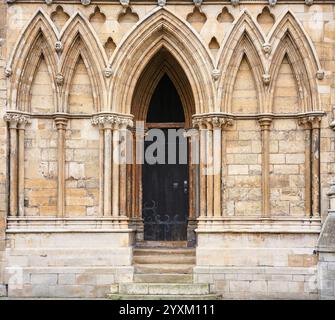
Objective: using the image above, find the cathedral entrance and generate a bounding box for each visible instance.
[130,48,197,244]
[142,75,189,241]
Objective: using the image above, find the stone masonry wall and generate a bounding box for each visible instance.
[0,1,334,299]
[0,0,7,297]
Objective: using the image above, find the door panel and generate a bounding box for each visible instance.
[142,129,188,241]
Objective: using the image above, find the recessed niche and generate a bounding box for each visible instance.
[51,6,70,32]
[118,7,139,25]
[186,7,207,33]
[89,6,106,24]
[209,37,220,58]
[257,7,275,35]
[104,37,116,58]
[217,7,234,23]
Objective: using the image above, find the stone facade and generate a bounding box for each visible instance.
[0,0,334,299]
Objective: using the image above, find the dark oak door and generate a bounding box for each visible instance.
[142,129,189,241]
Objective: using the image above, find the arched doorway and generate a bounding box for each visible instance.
[130,48,197,245]
[143,75,188,241]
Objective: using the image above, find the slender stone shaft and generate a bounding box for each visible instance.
[9,121,18,217]
[55,117,68,218]
[259,118,272,217]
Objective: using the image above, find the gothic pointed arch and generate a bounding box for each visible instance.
[217,10,266,113]
[216,10,266,113]
[131,48,195,126]
[269,10,322,112]
[59,12,108,112]
[7,9,59,111]
[109,7,215,114]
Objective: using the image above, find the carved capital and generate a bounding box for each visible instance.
[193,114,234,130]
[4,112,30,129]
[258,117,272,130]
[231,0,239,7]
[305,0,313,6]
[54,117,68,130]
[92,114,133,130]
[298,115,322,129]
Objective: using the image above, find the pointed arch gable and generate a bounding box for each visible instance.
[60,12,108,112]
[269,35,309,113]
[269,10,322,111]
[60,35,103,113]
[216,10,266,113]
[7,9,59,111]
[109,8,215,114]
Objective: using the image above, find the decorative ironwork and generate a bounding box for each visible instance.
[143,200,187,241]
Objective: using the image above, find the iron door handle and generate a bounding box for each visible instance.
[184,180,188,194]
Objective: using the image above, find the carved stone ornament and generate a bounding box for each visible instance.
[262,42,272,56]
[268,0,277,7]
[262,74,270,85]
[120,0,130,7]
[158,0,166,7]
[231,0,239,7]
[305,0,313,6]
[4,113,30,126]
[193,0,203,8]
[81,0,91,6]
[55,41,63,52]
[45,0,53,5]
[316,70,325,80]
[5,67,12,77]
[92,114,133,129]
[56,73,64,86]
[212,69,221,81]
[104,67,113,78]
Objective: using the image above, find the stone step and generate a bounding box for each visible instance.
[134,264,194,274]
[134,273,193,283]
[107,294,221,300]
[134,248,195,256]
[136,241,189,248]
[133,255,196,264]
[119,283,210,295]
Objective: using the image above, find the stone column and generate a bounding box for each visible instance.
[54,116,68,218]
[92,113,133,221]
[206,120,213,217]
[193,114,233,222]
[4,113,29,217]
[193,119,207,218]
[92,115,112,216]
[112,120,120,218]
[118,118,133,218]
[298,117,312,218]
[259,117,272,217]
[17,117,29,217]
[98,125,104,217]
[311,116,321,217]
